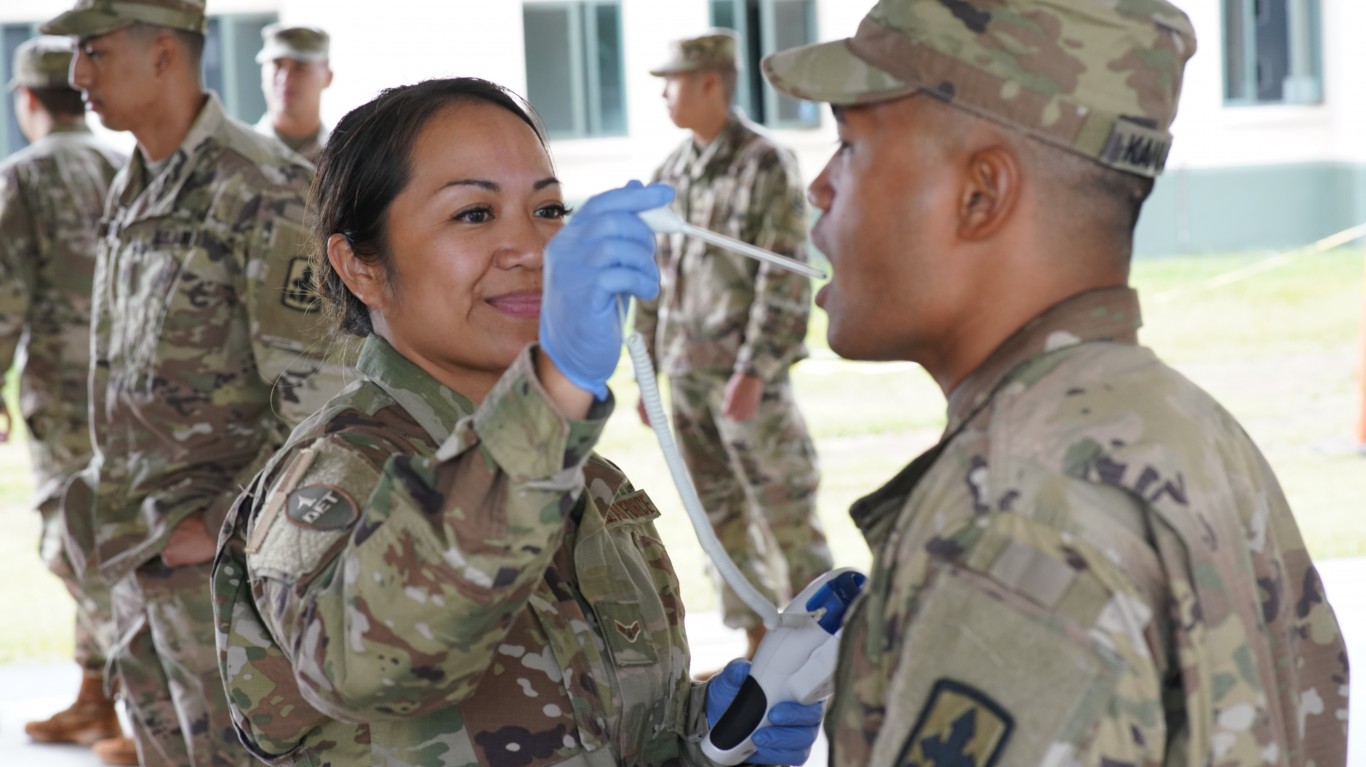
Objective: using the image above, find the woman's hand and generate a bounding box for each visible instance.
[539,182,673,401]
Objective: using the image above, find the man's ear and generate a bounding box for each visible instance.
[957,145,1021,242]
[701,70,723,97]
[151,30,177,75]
[326,233,385,310]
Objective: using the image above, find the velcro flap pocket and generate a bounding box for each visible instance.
[873,567,1123,766]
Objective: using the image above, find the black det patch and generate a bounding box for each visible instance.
[281,257,317,312]
[286,485,359,530]
[896,679,1013,767]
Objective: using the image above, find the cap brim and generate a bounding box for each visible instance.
[648,62,702,78]
[255,47,329,65]
[40,9,133,38]
[762,38,919,105]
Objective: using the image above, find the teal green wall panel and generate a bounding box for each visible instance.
[1135,162,1366,257]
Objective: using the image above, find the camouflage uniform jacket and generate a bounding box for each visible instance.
[66,93,347,585]
[214,335,711,767]
[636,111,810,381]
[0,123,124,506]
[830,287,1349,767]
[253,114,328,165]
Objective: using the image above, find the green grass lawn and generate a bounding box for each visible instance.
[1,246,1363,663]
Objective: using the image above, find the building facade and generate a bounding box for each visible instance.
[2,0,1362,257]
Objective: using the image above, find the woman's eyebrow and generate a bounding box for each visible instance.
[438,177,561,191]
[440,179,498,191]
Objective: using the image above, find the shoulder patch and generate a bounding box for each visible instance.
[286,485,359,530]
[897,679,1013,767]
[281,257,318,312]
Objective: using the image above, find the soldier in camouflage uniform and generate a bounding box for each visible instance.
[637,31,832,651]
[42,0,350,763]
[761,0,1349,765]
[213,77,823,767]
[0,34,127,751]
[253,24,331,164]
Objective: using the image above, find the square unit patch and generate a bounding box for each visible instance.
[281,257,318,312]
[897,679,1013,767]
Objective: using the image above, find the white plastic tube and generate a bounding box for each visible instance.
[619,297,781,627]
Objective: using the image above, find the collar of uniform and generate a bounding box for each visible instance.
[687,110,745,176]
[180,90,228,159]
[45,121,92,137]
[944,286,1142,434]
[356,334,476,445]
[118,91,226,210]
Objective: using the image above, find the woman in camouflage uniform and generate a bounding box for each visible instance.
[212,78,819,767]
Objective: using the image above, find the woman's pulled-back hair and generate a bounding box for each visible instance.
[311,77,548,336]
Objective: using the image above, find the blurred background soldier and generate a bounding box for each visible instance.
[254,23,331,164]
[764,0,1349,764]
[0,34,127,755]
[42,0,348,763]
[636,30,832,660]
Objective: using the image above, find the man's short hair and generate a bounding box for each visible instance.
[30,86,86,117]
[125,22,204,72]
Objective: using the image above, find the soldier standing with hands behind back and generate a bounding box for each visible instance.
[637,30,832,660]
[41,0,348,763]
[762,0,1349,764]
[0,34,127,755]
[254,23,331,164]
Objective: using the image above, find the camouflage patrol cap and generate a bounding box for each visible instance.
[41,0,208,38]
[256,24,330,64]
[762,0,1196,178]
[7,36,75,91]
[649,29,738,76]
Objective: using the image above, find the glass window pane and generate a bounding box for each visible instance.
[228,15,274,124]
[771,0,817,124]
[4,23,40,156]
[593,2,625,135]
[1224,0,1248,100]
[203,17,225,107]
[524,5,579,138]
[712,0,736,30]
[1253,0,1289,102]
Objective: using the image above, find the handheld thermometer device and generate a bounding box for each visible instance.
[619,198,861,766]
[704,568,866,765]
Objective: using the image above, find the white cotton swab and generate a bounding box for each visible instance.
[639,206,828,280]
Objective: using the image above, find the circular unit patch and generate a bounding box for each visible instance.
[285,484,360,530]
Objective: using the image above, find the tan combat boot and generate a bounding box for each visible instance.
[92,735,140,766]
[24,669,123,745]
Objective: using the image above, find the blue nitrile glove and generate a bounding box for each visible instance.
[540,181,673,399]
[706,658,824,766]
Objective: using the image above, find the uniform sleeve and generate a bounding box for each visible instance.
[734,150,811,381]
[248,346,609,722]
[0,166,37,373]
[243,172,354,426]
[852,490,1167,767]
